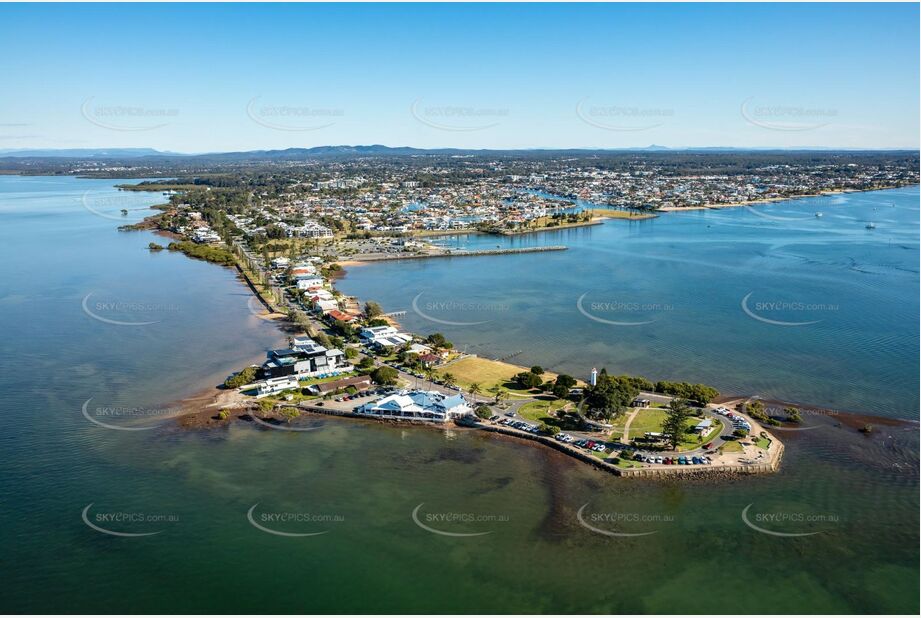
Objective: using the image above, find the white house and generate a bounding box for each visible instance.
[255,376,300,398]
[309,289,335,302]
[359,325,399,341]
[290,263,317,276]
[314,298,339,313]
[359,325,412,349]
[407,343,433,356]
[297,277,325,290]
[357,325,410,348]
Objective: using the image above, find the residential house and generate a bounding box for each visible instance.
[296,277,325,290]
[256,376,300,398]
[261,338,354,380]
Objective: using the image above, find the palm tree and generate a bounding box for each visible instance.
[469,382,482,404]
[423,367,436,390]
[442,373,457,390]
[493,388,509,405]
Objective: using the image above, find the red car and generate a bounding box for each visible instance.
[703,442,713,449]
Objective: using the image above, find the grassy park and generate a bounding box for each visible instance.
[436,356,559,394]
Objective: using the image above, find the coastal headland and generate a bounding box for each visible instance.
[107,161,918,479]
[154,214,787,478]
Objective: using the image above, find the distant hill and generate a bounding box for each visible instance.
[1,145,916,161]
[0,148,181,158]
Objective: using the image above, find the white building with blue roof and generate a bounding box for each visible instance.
[355,390,471,423]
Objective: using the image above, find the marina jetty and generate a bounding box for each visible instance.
[352,245,568,262]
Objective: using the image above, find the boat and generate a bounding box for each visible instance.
[815,212,823,217]
[865,222,876,230]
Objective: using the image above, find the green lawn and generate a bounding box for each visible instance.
[721,440,743,453]
[609,410,632,435]
[629,409,669,434]
[435,356,575,396]
[518,399,568,423]
[756,437,772,449]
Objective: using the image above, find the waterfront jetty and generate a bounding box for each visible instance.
[351,245,568,262]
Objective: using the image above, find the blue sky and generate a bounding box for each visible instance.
[1,3,918,151]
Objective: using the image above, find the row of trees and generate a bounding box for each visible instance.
[653,380,719,406]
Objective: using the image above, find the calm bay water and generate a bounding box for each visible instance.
[342,187,921,419]
[0,176,918,614]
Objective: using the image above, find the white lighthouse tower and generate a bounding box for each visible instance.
[590,367,598,387]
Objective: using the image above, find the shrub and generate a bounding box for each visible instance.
[281,408,299,420]
[167,241,235,266]
[370,366,398,385]
[474,404,492,419]
[514,371,543,389]
[537,422,555,435]
[784,406,803,423]
[224,366,257,389]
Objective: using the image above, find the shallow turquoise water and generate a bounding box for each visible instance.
[0,176,917,614]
